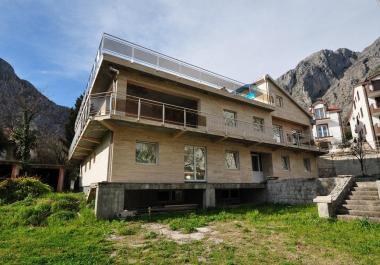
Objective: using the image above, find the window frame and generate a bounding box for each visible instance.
[275,95,283,107]
[135,141,159,165]
[225,150,240,170]
[316,124,329,138]
[184,145,207,182]
[223,109,237,127]
[303,158,311,172]
[281,155,290,171]
[314,107,326,119]
[253,116,265,132]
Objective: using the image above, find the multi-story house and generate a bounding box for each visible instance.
[349,72,380,149]
[69,34,323,219]
[309,100,344,150]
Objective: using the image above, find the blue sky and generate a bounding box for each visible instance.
[0,0,379,107]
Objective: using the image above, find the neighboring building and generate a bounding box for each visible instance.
[69,33,324,219]
[309,100,344,150]
[349,72,380,149]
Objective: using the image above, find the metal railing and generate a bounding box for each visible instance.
[69,92,317,158]
[69,92,114,157]
[74,33,273,142]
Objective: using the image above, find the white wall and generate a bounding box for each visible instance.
[349,85,376,148]
[311,103,343,148]
[80,132,112,187]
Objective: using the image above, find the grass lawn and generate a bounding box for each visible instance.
[0,193,379,265]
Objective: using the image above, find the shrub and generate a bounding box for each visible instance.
[51,195,80,212]
[47,210,77,224]
[0,178,52,204]
[21,201,52,226]
[144,231,158,239]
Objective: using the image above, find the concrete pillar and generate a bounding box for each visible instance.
[95,183,125,219]
[11,164,20,179]
[114,76,128,116]
[203,188,215,209]
[57,167,65,192]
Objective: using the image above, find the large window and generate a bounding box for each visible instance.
[135,141,158,164]
[303,158,311,172]
[281,156,290,171]
[184,146,206,181]
[273,124,283,143]
[316,124,329,138]
[223,110,237,127]
[225,151,239,170]
[314,107,325,119]
[253,116,264,132]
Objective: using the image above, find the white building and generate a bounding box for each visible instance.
[310,100,344,150]
[349,72,380,149]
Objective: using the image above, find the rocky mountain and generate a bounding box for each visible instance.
[277,37,380,120]
[0,58,69,138]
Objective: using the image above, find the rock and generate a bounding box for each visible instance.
[277,37,380,120]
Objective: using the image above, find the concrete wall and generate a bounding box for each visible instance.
[318,153,380,177]
[110,126,318,184]
[80,133,112,187]
[264,177,336,205]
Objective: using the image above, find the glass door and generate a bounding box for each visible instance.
[251,153,264,183]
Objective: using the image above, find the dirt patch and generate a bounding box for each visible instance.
[144,223,223,244]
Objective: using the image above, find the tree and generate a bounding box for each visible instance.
[10,109,37,172]
[64,94,83,149]
[350,120,367,177]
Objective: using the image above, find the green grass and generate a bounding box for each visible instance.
[0,193,379,265]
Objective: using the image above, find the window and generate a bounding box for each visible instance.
[225,151,239,170]
[135,141,158,164]
[357,91,360,101]
[316,124,329,138]
[269,95,275,105]
[253,116,264,132]
[281,156,290,170]
[184,145,206,181]
[364,124,367,135]
[314,107,325,119]
[275,96,283,107]
[223,110,237,127]
[353,101,356,110]
[273,124,283,143]
[360,107,363,118]
[303,158,311,172]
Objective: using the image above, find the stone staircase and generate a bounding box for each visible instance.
[337,180,380,222]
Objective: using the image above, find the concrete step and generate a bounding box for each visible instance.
[337,214,380,223]
[350,190,379,196]
[337,209,380,218]
[341,204,380,211]
[347,194,379,201]
[352,186,378,192]
[355,182,377,188]
[344,200,380,206]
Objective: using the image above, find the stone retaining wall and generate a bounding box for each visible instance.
[264,177,338,205]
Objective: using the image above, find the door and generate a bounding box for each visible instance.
[251,153,264,183]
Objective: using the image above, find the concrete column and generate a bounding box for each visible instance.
[57,167,65,192]
[11,164,20,179]
[95,183,125,219]
[114,76,128,116]
[203,187,216,209]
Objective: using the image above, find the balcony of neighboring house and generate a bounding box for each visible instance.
[366,80,380,98]
[374,123,380,136]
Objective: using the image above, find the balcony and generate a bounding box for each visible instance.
[370,104,380,116]
[69,92,319,159]
[366,85,380,98]
[374,123,380,136]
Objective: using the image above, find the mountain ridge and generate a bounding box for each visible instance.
[277,37,380,120]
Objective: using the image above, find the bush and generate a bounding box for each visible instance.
[21,201,52,226]
[51,195,81,212]
[0,178,52,204]
[47,210,77,224]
